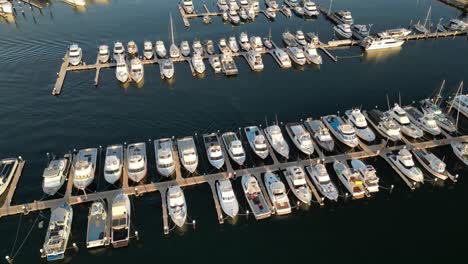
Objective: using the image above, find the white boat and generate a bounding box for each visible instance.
[115,55,129,83]
[272,48,292,68]
[222,11,229,21]
[239,8,248,20]
[0,158,18,196]
[451,141,468,166]
[303,118,335,152]
[265,7,276,19]
[333,10,353,24]
[303,43,322,65]
[264,125,289,159]
[264,172,291,215]
[412,149,451,180]
[218,38,229,53]
[245,50,264,71]
[282,30,297,47]
[414,6,431,34]
[204,40,215,55]
[387,149,424,182]
[127,41,138,57]
[154,138,176,177]
[377,28,412,38]
[295,30,307,46]
[161,59,175,79]
[169,14,180,58]
[220,52,238,75]
[130,58,144,83]
[387,104,424,139]
[62,0,86,6]
[86,201,109,249]
[113,42,125,61]
[287,46,306,65]
[216,179,239,217]
[293,6,304,17]
[98,45,110,63]
[344,109,376,142]
[181,0,194,14]
[364,109,401,142]
[265,0,278,9]
[285,123,314,155]
[351,24,370,38]
[247,6,256,20]
[222,132,246,166]
[244,126,269,159]
[239,32,251,51]
[73,148,97,190]
[155,40,167,58]
[203,133,225,169]
[177,137,198,173]
[192,52,206,74]
[305,164,338,201]
[180,41,191,57]
[209,56,222,73]
[322,115,359,148]
[126,142,147,183]
[404,106,441,136]
[192,39,204,55]
[249,36,263,52]
[420,98,456,133]
[262,37,273,50]
[334,24,353,39]
[143,41,154,60]
[333,160,365,199]
[282,4,292,17]
[111,194,130,248]
[167,185,187,227]
[284,0,300,7]
[0,0,13,14]
[217,0,229,11]
[228,0,240,10]
[448,93,468,118]
[241,175,271,220]
[42,203,73,261]
[228,36,239,53]
[239,0,249,8]
[42,154,70,196]
[361,36,404,51]
[283,166,312,204]
[104,145,123,184]
[228,9,240,24]
[302,0,319,17]
[350,159,379,193]
[68,44,82,66]
[446,19,467,31]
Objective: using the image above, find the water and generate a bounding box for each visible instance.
[0,0,467,262]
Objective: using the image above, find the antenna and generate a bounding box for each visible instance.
[435,79,445,106]
[275,114,279,126]
[386,94,390,110]
[398,92,402,106]
[265,116,268,127]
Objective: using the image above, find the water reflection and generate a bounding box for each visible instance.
[362,47,402,63]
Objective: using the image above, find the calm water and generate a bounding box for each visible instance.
[0,0,467,262]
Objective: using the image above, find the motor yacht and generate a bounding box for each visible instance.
[130,58,144,83]
[264,125,289,159]
[73,148,97,190]
[104,145,123,184]
[203,133,225,169]
[222,132,246,166]
[264,172,291,215]
[126,143,147,183]
[246,50,264,71]
[127,41,138,57]
[303,0,319,17]
[181,0,194,14]
[284,166,312,204]
[350,159,379,193]
[113,41,125,61]
[404,106,441,136]
[167,185,187,227]
[345,109,376,142]
[303,118,335,152]
[412,149,451,180]
[217,179,239,217]
[419,98,457,133]
[305,164,339,201]
[143,41,154,60]
[204,40,215,55]
[192,52,206,74]
[287,46,306,65]
[361,36,404,51]
[282,30,297,47]
[177,137,199,173]
[228,9,240,24]
[98,45,110,63]
[239,32,251,51]
[322,115,359,148]
[272,48,292,68]
[42,203,73,261]
[155,40,167,58]
[244,126,269,159]
[241,175,271,220]
[333,160,365,199]
[228,36,240,52]
[161,59,175,79]
[180,41,191,57]
[364,109,401,142]
[154,138,176,177]
[111,194,130,248]
[334,24,353,39]
[86,201,109,249]
[285,123,314,155]
[303,43,322,65]
[333,10,353,24]
[387,103,424,139]
[42,154,70,195]
[115,55,129,83]
[451,141,468,166]
[249,36,263,52]
[387,149,424,182]
[209,56,222,73]
[68,44,82,66]
[192,39,204,55]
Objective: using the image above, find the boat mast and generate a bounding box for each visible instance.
[434,79,445,106]
[170,13,175,45]
[423,6,431,30]
[386,94,390,110]
[455,81,463,130]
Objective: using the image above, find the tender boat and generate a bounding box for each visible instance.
[192,39,204,55]
[387,149,424,182]
[0,158,19,196]
[265,0,279,9]
[113,41,125,61]
[265,7,276,19]
[244,126,269,159]
[333,10,353,24]
[245,50,264,71]
[303,43,322,65]
[303,0,319,17]
[305,164,339,201]
[272,48,292,68]
[0,0,13,14]
[130,58,144,83]
[161,59,175,79]
[322,115,359,148]
[282,30,297,47]
[104,145,123,184]
[284,166,312,204]
[220,52,239,75]
[217,0,229,12]
[264,172,291,215]
[228,9,240,24]
[192,52,206,74]
[287,46,306,65]
[127,41,138,57]
[345,109,376,142]
[203,40,215,55]
[111,194,130,248]
[177,137,199,173]
[239,32,251,51]
[451,141,468,166]
[285,123,314,155]
[154,138,176,177]
[419,98,457,133]
[126,142,147,183]
[448,93,468,118]
[412,149,452,180]
[241,175,271,220]
[115,55,129,83]
[446,19,467,31]
[180,40,191,57]
[304,118,335,152]
[222,132,246,166]
[334,24,353,39]
[155,40,167,58]
[387,104,424,139]
[295,30,307,46]
[86,201,109,249]
[98,45,110,63]
[42,154,70,196]
[404,106,441,136]
[228,36,240,53]
[217,179,239,217]
[73,148,97,190]
[209,56,222,73]
[249,36,263,52]
[203,133,225,169]
[181,0,194,14]
[361,36,404,51]
[218,38,229,53]
[42,203,73,261]
[364,109,401,142]
[351,24,370,38]
[68,44,82,66]
[167,185,187,227]
[143,41,154,60]
[228,0,240,10]
[264,125,289,159]
[377,28,412,38]
[284,0,300,7]
[333,161,365,199]
[350,159,379,193]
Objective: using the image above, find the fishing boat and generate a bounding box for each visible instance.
[364,109,401,142]
[42,203,73,261]
[451,141,468,166]
[177,137,198,173]
[265,0,278,9]
[264,125,289,159]
[305,164,338,201]
[86,201,109,249]
[127,41,138,57]
[414,6,431,34]
[0,158,19,196]
[155,40,167,58]
[209,56,222,73]
[239,32,251,51]
[446,19,467,31]
[361,36,404,51]
[167,185,187,227]
[161,59,175,79]
[419,98,457,133]
[192,52,206,74]
[351,24,370,38]
[222,132,246,166]
[104,145,123,184]
[241,175,271,220]
[203,133,225,169]
[181,0,194,14]
[249,36,263,52]
[115,55,129,83]
[377,28,412,38]
[245,50,264,71]
[334,24,353,39]
[412,149,452,181]
[42,154,70,196]
[333,10,353,24]
[333,161,365,199]
[282,30,297,47]
[387,103,424,139]
[302,0,319,17]
[180,40,191,57]
[126,142,147,183]
[228,9,240,24]
[387,149,424,182]
[404,106,441,136]
[169,14,180,58]
[113,41,125,61]
[303,43,322,65]
[287,46,306,65]
[228,36,240,53]
[272,48,292,68]
[220,52,238,75]
[143,41,154,60]
[192,39,204,55]
[344,109,376,142]
[217,0,229,11]
[68,44,82,66]
[303,118,335,152]
[322,115,359,148]
[154,138,176,177]
[285,123,314,155]
[350,159,379,193]
[264,172,291,215]
[217,179,239,217]
[284,166,312,204]
[244,126,269,159]
[98,45,110,63]
[130,58,144,83]
[203,40,215,55]
[111,194,130,248]
[73,148,97,190]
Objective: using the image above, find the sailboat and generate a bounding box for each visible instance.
[414,6,431,34]
[169,14,180,58]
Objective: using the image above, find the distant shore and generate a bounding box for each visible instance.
[438,0,468,12]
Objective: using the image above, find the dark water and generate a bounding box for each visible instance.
[0,0,467,263]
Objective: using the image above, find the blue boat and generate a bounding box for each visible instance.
[322,115,359,148]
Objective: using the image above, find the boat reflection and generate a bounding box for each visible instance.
[362,47,402,63]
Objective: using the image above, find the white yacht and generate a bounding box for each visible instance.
[305,164,339,201]
[203,133,225,169]
[113,42,125,61]
[361,36,404,51]
[0,0,13,14]
[209,56,222,73]
[287,46,306,65]
[265,7,276,19]
[304,118,335,152]
[351,159,379,193]
[222,132,246,166]
[73,148,97,190]
[451,141,468,166]
[333,160,365,199]
[127,41,138,57]
[303,43,322,65]
[126,142,147,183]
[295,30,307,46]
[239,8,248,20]
[365,109,401,142]
[42,203,73,261]
[192,39,204,55]
[228,36,240,53]
[169,14,180,58]
[217,0,229,12]
[446,19,467,31]
[228,9,240,24]
[180,40,191,57]
[387,104,424,139]
[264,172,291,215]
[161,59,175,79]
[249,36,263,52]
[404,106,441,136]
[333,10,353,24]
[155,40,167,58]
[262,36,273,49]
[104,145,123,184]
[98,45,110,63]
[334,24,353,39]
[204,40,215,55]
[285,123,314,155]
[220,52,239,75]
[247,6,256,20]
[177,137,199,173]
[228,0,240,10]
[246,50,264,71]
[86,201,109,249]
[217,179,239,217]
[272,48,292,68]
[143,41,154,60]
[244,126,269,159]
[377,28,412,39]
[68,44,82,66]
[239,32,251,51]
[130,58,144,83]
[241,175,272,220]
[192,52,206,74]
[111,193,130,248]
[322,115,359,148]
[239,0,249,8]
[42,154,70,195]
[154,138,176,177]
[448,93,468,118]
[345,109,376,142]
[293,6,304,17]
[282,31,297,47]
[419,98,456,133]
[219,38,229,53]
[284,166,312,204]
[115,55,129,83]
[388,149,424,183]
[181,0,194,14]
[264,125,289,159]
[265,0,278,9]
[167,185,187,227]
[303,0,319,17]
[284,0,300,7]
[412,149,451,181]
[351,24,370,38]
